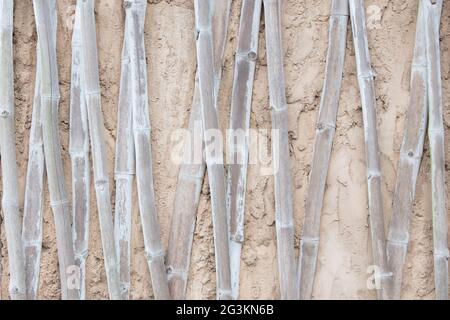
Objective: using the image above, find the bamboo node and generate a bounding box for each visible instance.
[84,90,101,97]
[145,250,164,262]
[434,249,450,259]
[50,199,70,208]
[386,238,408,247]
[301,237,320,244]
[0,110,11,118]
[123,1,132,9]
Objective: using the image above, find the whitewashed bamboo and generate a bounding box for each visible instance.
[70,3,90,300]
[423,0,448,300]
[78,0,121,300]
[114,2,134,300]
[298,0,349,300]
[166,0,232,299]
[126,0,171,300]
[386,1,428,300]
[0,0,26,300]
[349,0,391,300]
[227,0,262,300]
[33,0,80,300]
[194,0,232,300]
[263,0,297,300]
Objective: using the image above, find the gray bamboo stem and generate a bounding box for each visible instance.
[227,0,262,300]
[0,0,27,300]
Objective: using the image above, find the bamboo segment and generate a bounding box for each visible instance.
[166,1,232,299]
[263,0,297,300]
[0,0,26,300]
[33,0,80,300]
[349,0,391,300]
[126,0,171,300]
[423,0,448,300]
[78,0,121,300]
[386,1,428,300]
[298,0,349,300]
[194,0,232,300]
[114,2,134,300]
[227,0,262,300]
[70,3,90,300]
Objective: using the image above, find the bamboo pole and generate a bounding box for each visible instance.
[114,1,134,300]
[263,0,297,300]
[386,1,428,300]
[78,0,121,300]
[0,0,26,300]
[166,0,232,299]
[349,0,391,300]
[227,0,262,300]
[33,0,80,300]
[423,0,448,300]
[126,0,171,300]
[70,2,90,300]
[194,0,232,300]
[298,0,349,300]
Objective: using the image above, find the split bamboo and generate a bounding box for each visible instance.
[263,0,297,300]
[298,0,349,300]
[114,1,134,300]
[70,2,90,300]
[0,0,27,300]
[33,0,80,300]
[166,0,232,299]
[423,0,448,300]
[227,0,262,300]
[194,0,232,300]
[349,0,391,300]
[126,0,171,300]
[78,0,121,300]
[386,0,428,300]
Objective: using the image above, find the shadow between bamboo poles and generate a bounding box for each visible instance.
[349,0,391,300]
[70,2,91,300]
[386,1,428,300]
[227,0,262,300]
[298,0,349,300]
[0,0,26,300]
[166,0,232,300]
[194,0,232,300]
[78,0,121,300]
[422,0,449,300]
[33,0,80,300]
[263,0,297,300]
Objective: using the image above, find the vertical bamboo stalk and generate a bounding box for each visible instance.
[263,0,297,300]
[423,0,448,300]
[386,1,428,300]
[78,0,121,300]
[298,0,349,300]
[227,0,262,300]
[166,1,232,299]
[194,0,232,300]
[349,0,391,300]
[33,0,80,300]
[126,0,171,300]
[114,1,134,300]
[70,2,90,300]
[0,0,26,300]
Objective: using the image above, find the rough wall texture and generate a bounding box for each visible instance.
[0,0,449,299]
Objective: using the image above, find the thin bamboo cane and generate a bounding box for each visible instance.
[126,0,171,300]
[227,0,262,300]
[386,1,428,300]
[423,0,448,300]
[33,0,80,300]
[114,1,134,300]
[0,0,26,300]
[263,0,297,300]
[194,0,232,300]
[298,0,349,300]
[78,0,121,300]
[349,0,391,300]
[70,2,90,300]
[166,1,232,299]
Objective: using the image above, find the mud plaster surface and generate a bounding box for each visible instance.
[0,0,449,300]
